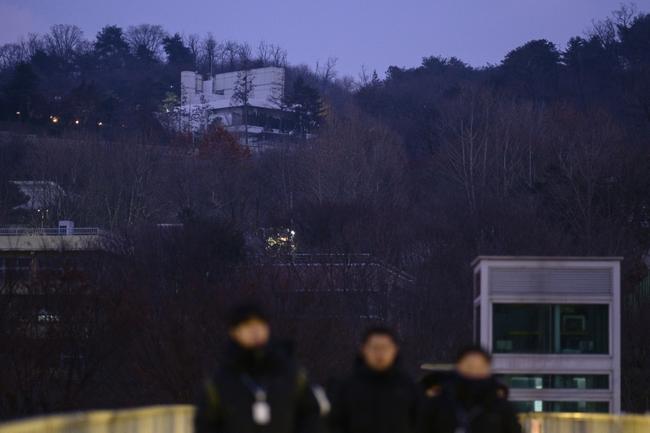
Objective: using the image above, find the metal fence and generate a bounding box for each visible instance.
[520,412,650,433]
[0,228,100,236]
[0,406,194,433]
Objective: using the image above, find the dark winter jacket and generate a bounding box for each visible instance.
[195,341,322,433]
[329,359,420,433]
[418,373,521,433]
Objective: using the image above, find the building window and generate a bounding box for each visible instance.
[493,304,608,354]
[231,111,242,125]
[513,400,609,413]
[498,374,609,389]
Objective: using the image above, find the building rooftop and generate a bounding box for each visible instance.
[471,256,624,267]
[10,180,65,210]
[0,227,107,252]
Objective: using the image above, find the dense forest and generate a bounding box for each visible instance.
[0,5,649,416]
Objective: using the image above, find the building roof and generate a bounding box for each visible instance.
[471,256,624,267]
[10,180,65,210]
[0,227,107,252]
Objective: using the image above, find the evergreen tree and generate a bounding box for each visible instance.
[288,77,324,138]
[501,39,561,100]
[94,25,131,69]
[163,33,194,70]
[4,62,39,119]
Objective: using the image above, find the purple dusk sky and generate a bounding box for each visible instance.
[1,0,649,77]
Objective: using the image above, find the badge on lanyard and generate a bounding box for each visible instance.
[252,390,271,425]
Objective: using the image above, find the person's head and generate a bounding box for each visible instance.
[455,346,492,380]
[360,326,399,372]
[228,303,270,350]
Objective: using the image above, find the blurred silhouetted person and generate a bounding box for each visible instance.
[420,371,450,398]
[195,303,323,433]
[329,326,419,433]
[495,381,510,400]
[418,346,521,433]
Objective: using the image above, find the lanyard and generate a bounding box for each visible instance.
[455,405,483,433]
[241,374,267,402]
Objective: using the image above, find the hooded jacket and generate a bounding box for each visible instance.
[195,341,322,433]
[418,373,521,433]
[329,358,420,433]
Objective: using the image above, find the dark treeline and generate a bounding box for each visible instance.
[0,5,649,416]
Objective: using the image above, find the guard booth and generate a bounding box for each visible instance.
[472,257,621,413]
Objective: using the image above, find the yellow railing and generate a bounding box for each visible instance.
[521,412,650,433]
[2,406,650,433]
[0,405,194,433]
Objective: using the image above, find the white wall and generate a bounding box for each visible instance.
[180,67,284,110]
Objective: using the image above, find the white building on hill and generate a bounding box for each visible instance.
[181,67,284,109]
[173,67,293,147]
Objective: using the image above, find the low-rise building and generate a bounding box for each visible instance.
[472,256,621,413]
[0,221,108,290]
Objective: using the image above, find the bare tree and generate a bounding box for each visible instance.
[125,24,167,59]
[316,57,338,82]
[237,42,253,68]
[44,25,85,59]
[0,43,27,71]
[358,64,371,87]
[257,41,287,67]
[220,40,239,70]
[201,33,218,76]
[185,33,201,70]
[23,33,45,58]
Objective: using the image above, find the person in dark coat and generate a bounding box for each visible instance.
[195,304,323,433]
[418,346,521,433]
[420,371,451,398]
[329,326,420,433]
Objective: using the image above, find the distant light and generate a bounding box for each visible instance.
[74,119,80,125]
[51,116,59,124]
[15,111,21,116]
[97,121,103,127]
[290,230,296,236]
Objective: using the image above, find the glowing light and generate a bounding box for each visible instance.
[265,228,297,253]
[74,119,80,125]
[97,121,103,127]
[51,116,59,124]
[15,111,21,116]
